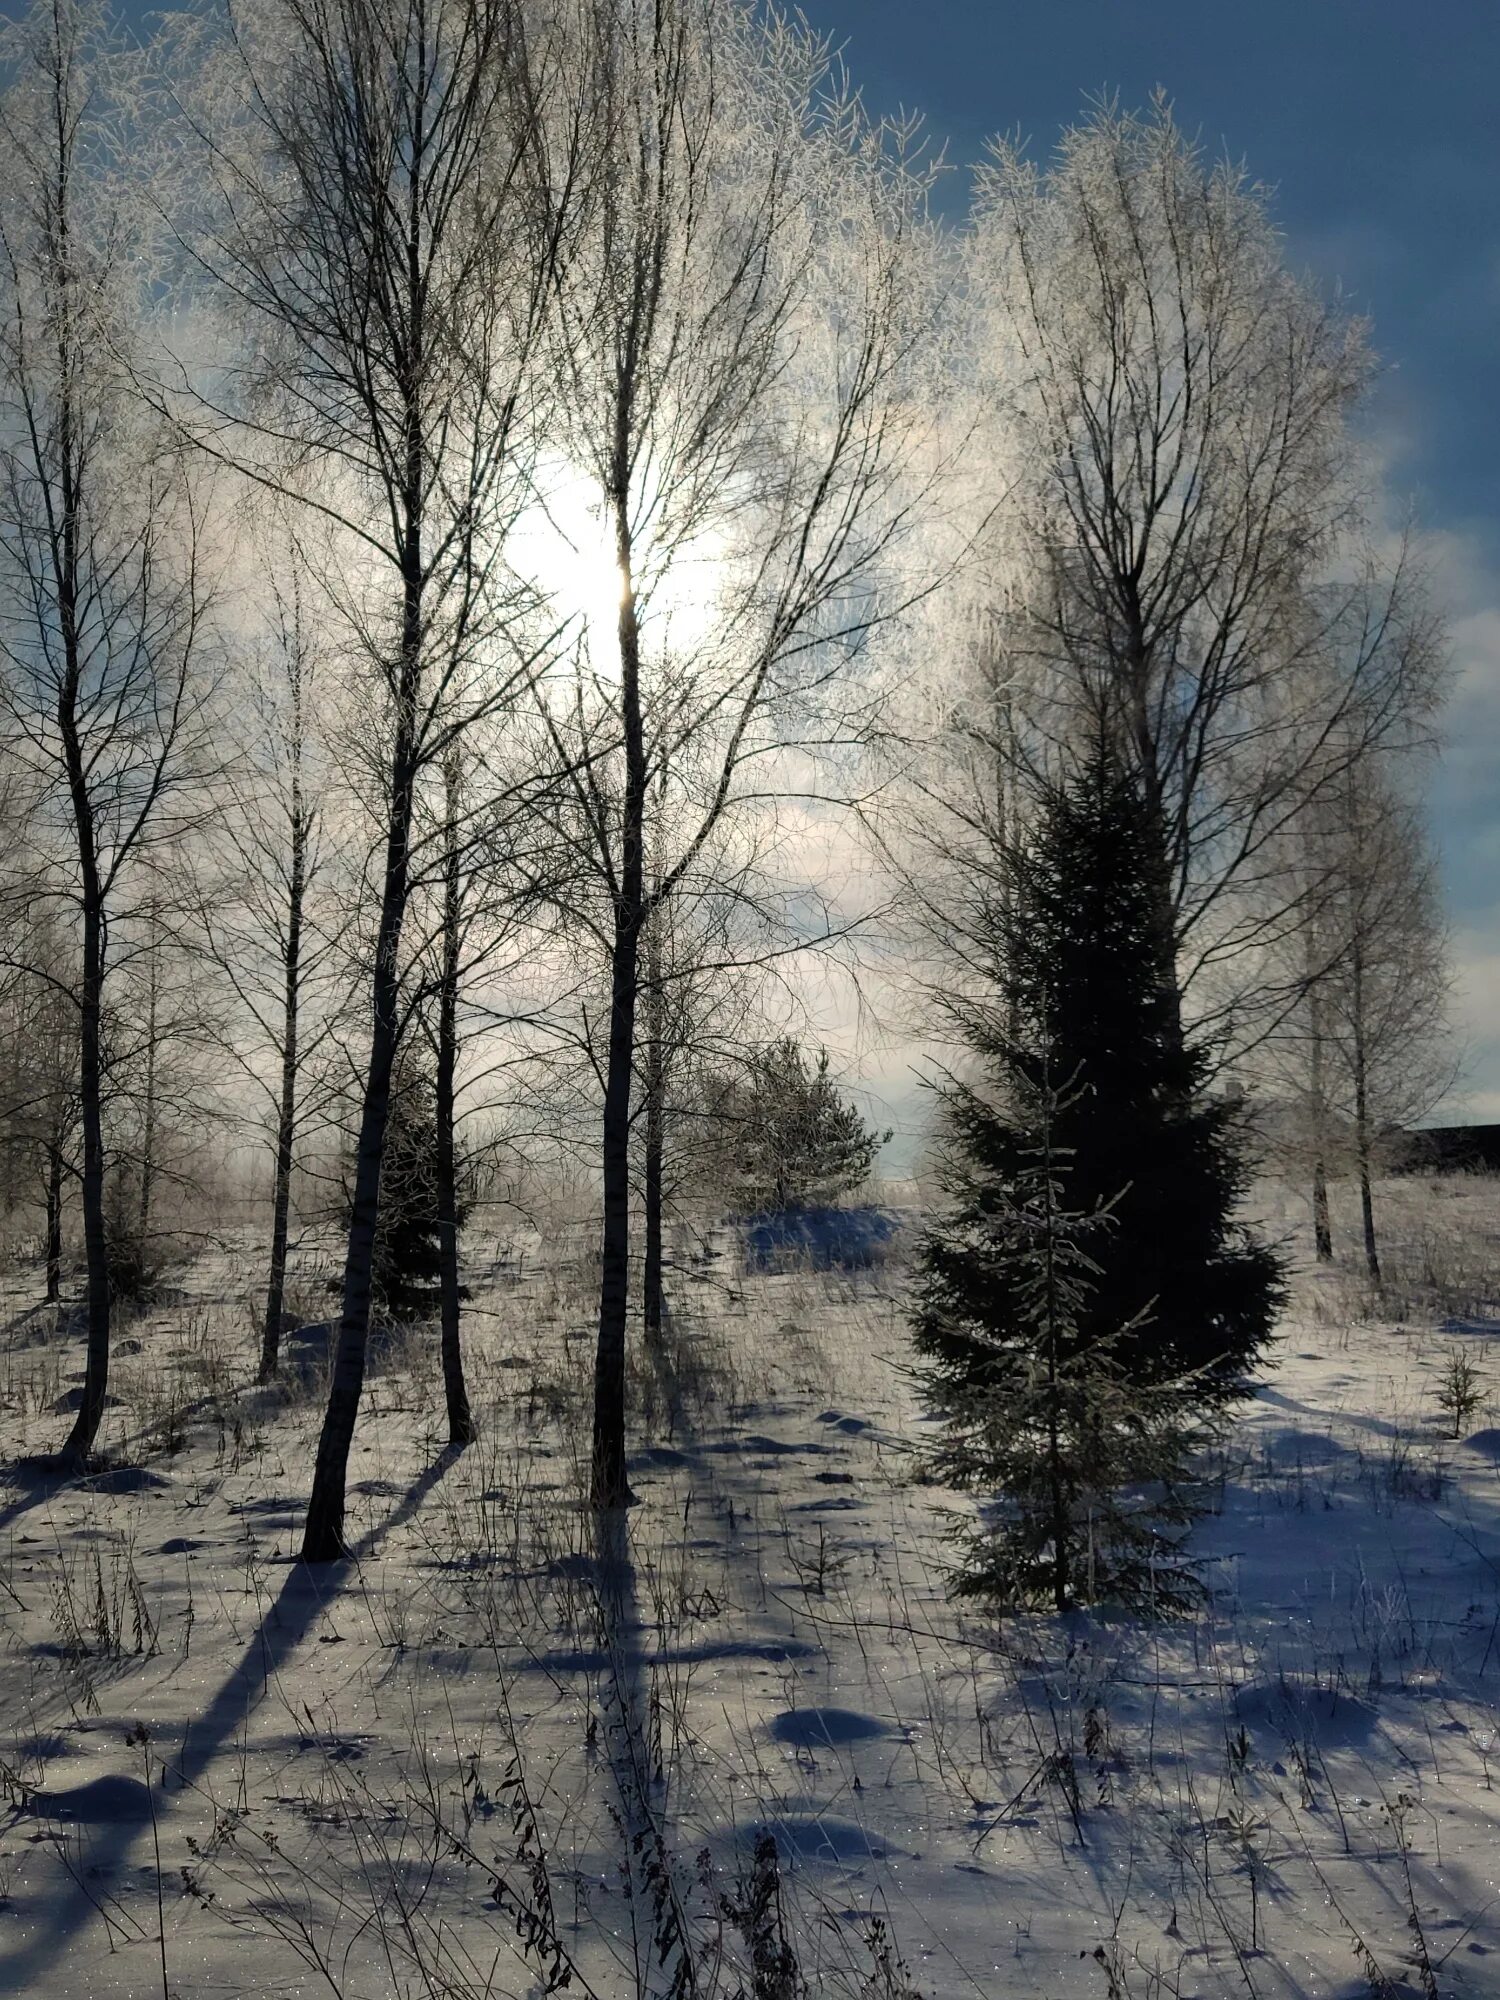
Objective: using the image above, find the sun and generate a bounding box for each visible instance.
[513,457,727,670]
[511,461,626,668]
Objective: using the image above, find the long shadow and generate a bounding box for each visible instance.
[637,1320,689,1442]
[0,1455,75,1538]
[0,1392,265,1542]
[0,1297,81,1347]
[0,1444,199,1540]
[0,1333,403,1540]
[0,1444,465,1993]
[589,1302,792,1975]
[1255,1382,1410,1441]
[592,1503,699,1994]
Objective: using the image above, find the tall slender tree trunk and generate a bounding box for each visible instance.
[986,633,1023,1046]
[261,783,306,1382]
[44,141,113,1466]
[595,917,640,1507]
[137,924,159,1253]
[1311,1158,1333,1264]
[1355,1094,1379,1285]
[1042,1115,1069,1614]
[60,872,110,1468]
[435,750,474,1446]
[301,729,417,1559]
[641,907,666,1350]
[302,478,423,1557]
[301,45,429,1560]
[1350,938,1381,1286]
[44,1142,64,1306]
[593,488,647,1512]
[1308,984,1333,1262]
[642,1080,665,1349]
[1124,634,1188,1052]
[261,1083,295,1380]
[57,482,112,1467]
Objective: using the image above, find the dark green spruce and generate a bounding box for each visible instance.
[912,742,1283,1610]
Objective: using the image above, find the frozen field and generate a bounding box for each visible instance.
[2,1178,1500,1999]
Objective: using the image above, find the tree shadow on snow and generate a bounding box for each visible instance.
[0,1443,464,1992]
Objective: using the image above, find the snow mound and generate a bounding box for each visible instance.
[79,1465,171,1494]
[1259,1427,1349,1468]
[770,1707,891,1749]
[25,1775,155,1825]
[754,1814,897,1865]
[705,1433,827,1457]
[1462,1428,1500,1460]
[50,1387,121,1414]
[1234,1676,1379,1748]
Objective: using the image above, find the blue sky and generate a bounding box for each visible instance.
[813,0,1500,1121]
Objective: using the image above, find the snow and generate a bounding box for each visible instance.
[2,1184,1500,1996]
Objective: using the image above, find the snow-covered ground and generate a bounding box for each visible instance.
[3,1177,1500,1999]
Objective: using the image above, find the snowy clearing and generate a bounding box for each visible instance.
[2,1179,1500,2000]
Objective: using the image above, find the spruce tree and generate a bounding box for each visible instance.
[919,1070,1213,1611]
[912,742,1282,1609]
[339,1047,470,1323]
[722,1040,888,1214]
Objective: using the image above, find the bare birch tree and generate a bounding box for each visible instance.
[164,0,583,1555]
[194,538,349,1378]
[1311,762,1451,1281]
[406,738,546,1446]
[0,0,215,1467]
[531,0,941,1507]
[431,747,472,1440]
[966,100,1442,1049]
[0,922,80,1304]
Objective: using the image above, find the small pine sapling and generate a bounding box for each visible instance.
[1435,1345,1483,1439]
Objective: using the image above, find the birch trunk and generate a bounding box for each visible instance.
[260,782,305,1380]
[1308,982,1334,1263]
[45,1141,64,1306]
[137,929,159,1254]
[435,750,474,1446]
[642,908,665,1350]
[301,728,416,1558]
[592,491,646,1511]
[1351,934,1381,1285]
[301,484,423,1558]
